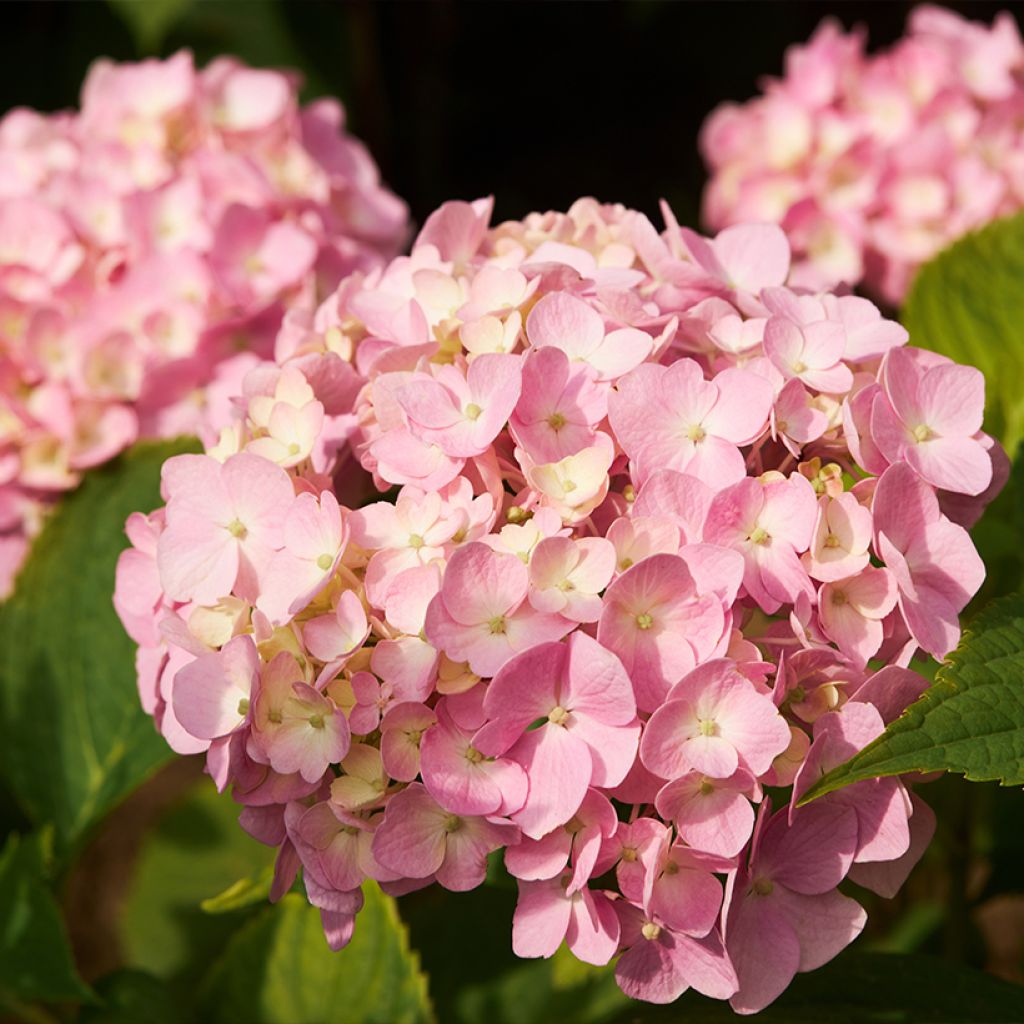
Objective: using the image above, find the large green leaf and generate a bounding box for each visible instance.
[903,211,1024,452]
[120,779,275,986]
[0,439,198,857]
[622,952,1024,1023]
[800,593,1024,803]
[197,887,433,1024]
[0,833,92,1013]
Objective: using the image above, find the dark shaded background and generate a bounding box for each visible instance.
[3,0,1020,232]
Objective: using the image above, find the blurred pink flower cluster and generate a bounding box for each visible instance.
[0,50,408,595]
[115,197,1003,1012]
[701,5,1024,304]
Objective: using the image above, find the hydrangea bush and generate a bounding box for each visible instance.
[115,196,1004,1013]
[0,51,408,596]
[700,5,1024,304]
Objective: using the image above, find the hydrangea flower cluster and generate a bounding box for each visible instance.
[0,50,408,595]
[701,5,1024,304]
[115,196,1003,1013]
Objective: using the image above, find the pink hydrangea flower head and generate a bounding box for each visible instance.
[115,193,999,1006]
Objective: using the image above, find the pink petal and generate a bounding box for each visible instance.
[510,724,592,840]
[512,877,572,959]
[772,885,866,972]
[371,784,447,879]
[566,888,619,965]
[726,895,800,1015]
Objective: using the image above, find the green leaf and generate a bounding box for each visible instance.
[120,779,275,986]
[0,833,92,1010]
[617,952,1024,1023]
[107,0,195,53]
[197,887,434,1024]
[903,211,1024,452]
[200,865,275,915]
[78,969,179,1024]
[0,440,199,858]
[800,593,1024,804]
[456,949,626,1024]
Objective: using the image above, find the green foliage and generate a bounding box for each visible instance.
[904,212,1024,452]
[800,593,1024,803]
[0,833,92,1012]
[108,0,195,52]
[79,969,179,1024]
[0,439,199,859]
[121,780,275,986]
[197,887,434,1024]
[456,950,626,1024]
[201,865,276,915]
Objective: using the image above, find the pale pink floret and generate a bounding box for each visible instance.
[763,315,853,394]
[504,788,618,894]
[705,473,817,614]
[512,876,620,966]
[614,902,737,1005]
[681,222,791,302]
[171,634,259,743]
[656,769,757,859]
[397,354,522,458]
[523,433,615,524]
[528,536,615,623]
[302,590,370,667]
[725,802,865,1015]
[872,347,992,497]
[609,360,772,489]
[606,516,679,575]
[157,452,294,605]
[419,699,527,817]
[475,632,640,839]
[641,660,791,781]
[773,378,830,455]
[509,346,608,463]
[380,702,436,782]
[873,461,985,657]
[257,490,347,624]
[287,801,395,894]
[425,542,572,677]
[818,567,898,666]
[351,488,460,608]
[598,554,727,712]
[526,291,652,381]
[254,652,350,784]
[245,366,325,469]
[371,783,518,892]
[331,743,391,812]
[803,492,872,583]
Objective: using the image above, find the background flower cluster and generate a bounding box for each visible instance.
[701,5,1024,304]
[0,50,407,595]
